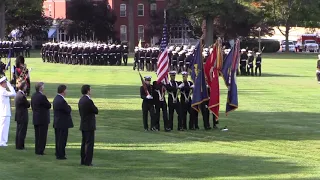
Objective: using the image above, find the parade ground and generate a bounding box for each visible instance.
[0,52,319,180]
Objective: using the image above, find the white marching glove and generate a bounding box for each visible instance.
[146,95,153,99]
[178,83,184,89]
[191,85,194,88]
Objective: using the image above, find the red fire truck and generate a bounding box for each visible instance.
[297,34,320,52]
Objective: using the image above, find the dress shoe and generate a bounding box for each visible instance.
[57,157,67,160]
[83,163,93,166]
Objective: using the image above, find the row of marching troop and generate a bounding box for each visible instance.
[133,44,262,76]
[41,42,129,66]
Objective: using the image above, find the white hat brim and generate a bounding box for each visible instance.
[0,76,7,83]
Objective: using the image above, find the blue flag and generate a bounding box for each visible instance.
[221,39,240,114]
[191,41,209,112]
[5,49,11,70]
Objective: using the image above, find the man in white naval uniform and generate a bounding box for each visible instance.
[0,76,16,146]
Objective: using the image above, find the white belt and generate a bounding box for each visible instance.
[168,92,177,103]
[156,90,164,101]
[181,92,189,103]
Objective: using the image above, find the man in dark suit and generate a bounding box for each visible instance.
[31,82,51,155]
[78,85,98,166]
[53,85,73,160]
[15,81,30,150]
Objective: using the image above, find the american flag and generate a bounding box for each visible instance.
[156,23,169,84]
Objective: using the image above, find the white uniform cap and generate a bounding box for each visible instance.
[144,76,152,80]
[256,52,261,55]
[241,49,246,52]
[0,76,7,83]
[169,71,177,75]
[181,71,188,75]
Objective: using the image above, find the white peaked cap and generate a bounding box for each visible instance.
[0,76,7,83]
[181,71,188,75]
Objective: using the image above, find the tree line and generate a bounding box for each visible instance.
[1,0,320,51]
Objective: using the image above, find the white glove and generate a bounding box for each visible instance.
[146,95,153,99]
[178,83,184,89]
[191,85,194,88]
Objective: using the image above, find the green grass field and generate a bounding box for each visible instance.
[0,52,319,180]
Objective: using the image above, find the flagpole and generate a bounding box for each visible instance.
[9,48,11,82]
[164,9,166,24]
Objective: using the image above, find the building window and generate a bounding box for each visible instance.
[150,3,157,13]
[120,25,127,42]
[138,25,144,41]
[137,4,144,16]
[120,4,126,17]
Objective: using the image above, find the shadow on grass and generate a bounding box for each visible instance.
[263,52,316,59]
[0,145,307,179]
[48,148,307,179]
[237,73,308,78]
[26,83,140,99]
[26,81,279,100]
[97,110,320,142]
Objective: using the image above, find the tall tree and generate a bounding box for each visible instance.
[262,0,320,52]
[170,0,271,45]
[0,2,5,39]
[4,0,52,40]
[67,0,116,41]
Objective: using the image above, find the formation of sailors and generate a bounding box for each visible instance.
[134,45,206,73]
[239,49,262,76]
[140,72,220,132]
[41,42,129,66]
[133,44,262,76]
[0,40,32,58]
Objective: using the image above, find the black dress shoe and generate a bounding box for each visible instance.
[205,127,212,130]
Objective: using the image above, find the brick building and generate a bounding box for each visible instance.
[108,0,167,47]
[42,0,167,47]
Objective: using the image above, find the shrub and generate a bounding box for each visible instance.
[240,39,280,53]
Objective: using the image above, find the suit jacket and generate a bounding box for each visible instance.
[15,91,30,123]
[78,95,98,131]
[53,94,73,129]
[31,91,51,125]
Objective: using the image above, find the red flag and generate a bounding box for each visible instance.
[204,44,217,85]
[204,39,223,119]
